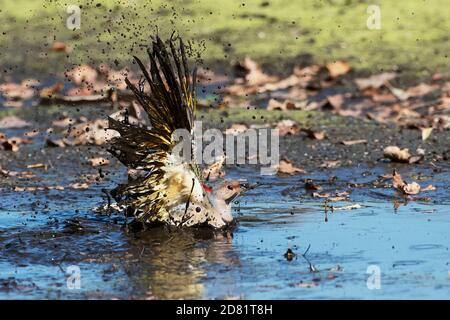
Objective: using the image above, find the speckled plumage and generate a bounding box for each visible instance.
[108,36,235,228]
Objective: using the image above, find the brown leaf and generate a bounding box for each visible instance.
[52,41,71,53]
[26,163,48,170]
[421,127,433,141]
[383,146,411,163]
[320,160,341,168]
[224,124,248,135]
[406,83,438,98]
[65,64,98,86]
[240,57,278,86]
[301,128,326,140]
[39,83,64,98]
[69,183,90,190]
[267,99,297,111]
[421,185,436,192]
[355,72,396,90]
[274,119,300,136]
[45,138,70,148]
[0,80,36,100]
[202,155,226,181]
[341,139,367,146]
[88,157,110,167]
[304,179,321,191]
[392,170,434,195]
[326,61,351,78]
[0,116,31,129]
[312,192,331,198]
[277,159,306,175]
[402,182,421,195]
[326,94,345,109]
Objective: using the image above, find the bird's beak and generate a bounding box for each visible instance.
[225,192,239,205]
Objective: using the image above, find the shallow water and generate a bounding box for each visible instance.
[0,154,449,299]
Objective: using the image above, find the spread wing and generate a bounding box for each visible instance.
[107,35,204,223]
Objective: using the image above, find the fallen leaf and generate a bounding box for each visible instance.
[45,138,71,148]
[312,192,331,198]
[267,99,297,111]
[239,57,278,86]
[225,124,248,135]
[65,64,98,86]
[39,83,64,98]
[0,116,31,129]
[277,159,306,175]
[341,139,367,146]
[301,128,326,140]
[392,170,434,195]
[320,160,341,168]
[383,146,411,163]
[326,94,344,109]
[26,163,48,170]
[88,157,110,167]
[326,61,351,78]
[304,179,321,191]
[331,204,362,211]
[0,80,36,100]
[52,41,71,53]
[202,155,226,180]
[355,72,396,90]
[421,127,433,141]
[402,182,421,195]
[421,185,436,192]
[274,119,300,136]
[69,183,90,189]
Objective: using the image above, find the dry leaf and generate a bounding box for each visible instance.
[88,157,110,167]
[69,183,90,189]
[240,57,278,86]
[277,159,306,175]
[26,163,48,170]
[225,124,248,135]
[341,139,367,146]
[332,204,362,211]
[274,119,300,136]
[402,182,421,195]
[383,146,411,163]
[421,185,436,192]
[326,94,344,109]
[0,116,31,129]
[65,64,98,86]
[51,41,71,53]
[320,160,341,168]
[355,72,396,90]
[301,128,326,140]
[202,155,226,181]
[421,127,433,141]
[326,61,351,78]
[392,170,434,195]
[304,179,321,191]
[267,99,297,111]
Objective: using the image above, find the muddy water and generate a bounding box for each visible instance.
[0,151,449,299]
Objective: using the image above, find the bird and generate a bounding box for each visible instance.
[107,36,244,229]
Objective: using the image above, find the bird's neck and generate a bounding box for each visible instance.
[212,196,233,223]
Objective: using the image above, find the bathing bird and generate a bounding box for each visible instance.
[107,36,244,228]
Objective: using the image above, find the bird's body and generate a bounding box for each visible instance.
[108,36,242,228]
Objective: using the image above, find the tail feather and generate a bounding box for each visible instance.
[108,35,201,223]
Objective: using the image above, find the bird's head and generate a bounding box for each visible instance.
[214,180,246,204]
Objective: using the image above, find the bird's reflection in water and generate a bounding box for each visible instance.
[122,226,239,299]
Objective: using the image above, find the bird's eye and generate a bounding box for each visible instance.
[227,185,233,190]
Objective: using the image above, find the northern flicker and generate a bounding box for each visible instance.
[108,36,244,228]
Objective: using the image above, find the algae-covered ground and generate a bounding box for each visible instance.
[1,0,449,79]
